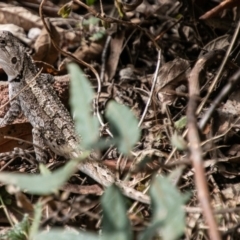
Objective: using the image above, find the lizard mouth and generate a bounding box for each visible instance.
[0,66,9,81]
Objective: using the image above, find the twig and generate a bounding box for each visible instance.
[197,18,240,114]
[100,35,111,83]
[138,50,161,127]
[187,52,222,240]
[96,35,114,138]
[4,136,45,151]
[199,68,240,130]
[165,50,225,164]
[166,20,240,163]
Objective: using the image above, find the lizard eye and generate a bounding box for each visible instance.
[11,57,17,64]
[0,39,5,44]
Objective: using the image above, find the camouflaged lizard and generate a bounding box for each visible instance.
[0,31,150,204]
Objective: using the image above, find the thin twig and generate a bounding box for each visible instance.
[4,136,45,151]
[0,196,14,227]
[138,50,161,127]
[187,52,222,240]
[166,20,240,163]
[197,18,240,115]
[199,68,240,130]
[100,35,111,83]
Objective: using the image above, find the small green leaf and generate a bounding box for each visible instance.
[139,170,187,240]
[106,101,140,155]
[86,0,96,6]
[29,202,42,239]
[83,17,100,26]
[58,1,72,18]
[0,159,80,195]
[167,166,186,186]
[68,63,99,149]
[34,229,99,240]
[174,116,187,130]
[2,214,30,240]
[171,132,188,151]
[90,30,106,42]
[101,185,133,240]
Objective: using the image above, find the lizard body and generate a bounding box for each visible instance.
[0,31,150,204]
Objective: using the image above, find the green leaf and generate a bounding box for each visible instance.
[1,214,30,240]
[101,185,133,240]
[86,0,96,6]
[39,163,51,175]
[105,101,140,155]
[57,1,72,18]
[68,63,99,149]
[174,116,187,130]
[82,17,100,26]
[34,229,99,240]
[0,159,79,195]
[90,30,106,42]
[167,166,186,186]
[29,202,42,239]
[171,132,188,151]
[139,170,187,240]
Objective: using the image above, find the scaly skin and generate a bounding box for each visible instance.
[0,31,150,204]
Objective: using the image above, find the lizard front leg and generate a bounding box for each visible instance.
[0,98,21,126]
[0,80,23,127]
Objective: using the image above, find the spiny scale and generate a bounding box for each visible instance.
[0,31,150,204]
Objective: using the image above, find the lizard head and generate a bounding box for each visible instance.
[0,31,27,81]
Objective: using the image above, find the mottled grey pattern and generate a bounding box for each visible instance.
[0,31,150,204]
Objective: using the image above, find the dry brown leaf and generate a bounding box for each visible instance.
[15,192,34,212]
[0,5,42,31]
[106,30,125,81]
[74,41,105,62]
[0,123,33,153]
[155,58,190,113]
[199,34,230,56]
[33,28,59,65]
[60,40,105,71]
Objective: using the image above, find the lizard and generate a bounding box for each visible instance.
[0,31,150,204]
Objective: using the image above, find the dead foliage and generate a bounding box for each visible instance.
[0,0,240,239]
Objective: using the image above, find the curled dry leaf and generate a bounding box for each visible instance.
[199,34,230,57]
[106,29,125,81]
[33,28,60,65]
[60,40,105,69]
[155,58,190,113]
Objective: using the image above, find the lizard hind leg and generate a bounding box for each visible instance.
[32,128,49,163]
